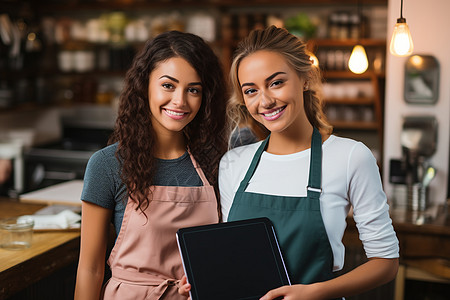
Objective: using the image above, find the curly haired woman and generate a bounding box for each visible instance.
[74,31,228,300]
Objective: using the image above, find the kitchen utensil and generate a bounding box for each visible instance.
[408,183,427,211]
[422,166,436,188]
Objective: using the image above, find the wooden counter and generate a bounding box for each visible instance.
[343,203,450,300]
[0,198,81,300]
[1,197,448,299]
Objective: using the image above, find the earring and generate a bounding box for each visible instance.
[303,82,309,91]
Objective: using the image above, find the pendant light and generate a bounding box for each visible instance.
[348,0,369,74]
[349,45,369,74]
[389,0,414,56]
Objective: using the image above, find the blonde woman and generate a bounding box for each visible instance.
[219,26,399,300]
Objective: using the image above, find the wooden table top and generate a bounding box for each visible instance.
[1,197,449,297]
[0,198,81,298]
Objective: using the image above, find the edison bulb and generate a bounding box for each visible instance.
[390,21,414,57]
[348,45,369,74]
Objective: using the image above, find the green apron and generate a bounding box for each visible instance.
[228,127,336,286]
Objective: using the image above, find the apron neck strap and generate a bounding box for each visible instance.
[236,128,323,198]
[187,148,211,186]
[307,127,322,199]
[236,136,269,193]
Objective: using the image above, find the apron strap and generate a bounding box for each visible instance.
[236,136,270,194]
[187,148,211,186]
[111,267,180,299]
[236,128,323,198]
[307,127,322,200]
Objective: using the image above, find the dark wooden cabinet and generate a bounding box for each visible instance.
[343,205,450,300]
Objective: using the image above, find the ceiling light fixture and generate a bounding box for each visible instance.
[389,0,414,56]
[348,0,369,74]
[349,45,369,74]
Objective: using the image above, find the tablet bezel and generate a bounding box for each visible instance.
[176,217,291,300]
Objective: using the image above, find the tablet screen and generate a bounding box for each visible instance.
[177,218,290,300]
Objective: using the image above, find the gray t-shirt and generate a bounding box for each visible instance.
[81,143,202,235]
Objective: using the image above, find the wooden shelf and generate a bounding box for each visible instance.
[312,35,386,164]
[3,0,388,167]
[33,0,388,12]
[34,1,218,13]
[322,70,384,79]
[309,38,386,48]
[330,121,379,130]
[325,97,374,105]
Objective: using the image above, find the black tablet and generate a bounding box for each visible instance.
[176,217,291,300]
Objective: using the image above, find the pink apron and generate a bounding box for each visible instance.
[102,152,219,299]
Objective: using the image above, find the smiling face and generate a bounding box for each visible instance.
[238,50,310,135]
[148,57,202,137]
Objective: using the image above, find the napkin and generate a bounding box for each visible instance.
[19,210,81,230]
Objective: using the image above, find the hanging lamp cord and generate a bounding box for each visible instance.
[358,0,361,19]
[400,0,404,18]
[357,0,362,41]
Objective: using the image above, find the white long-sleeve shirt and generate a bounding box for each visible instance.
[219,135,399,272]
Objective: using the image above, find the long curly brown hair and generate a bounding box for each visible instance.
[109,31,228,213]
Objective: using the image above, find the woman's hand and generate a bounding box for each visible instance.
[260,258,399,300]
[178,275,191,299]
[260,284,324,300]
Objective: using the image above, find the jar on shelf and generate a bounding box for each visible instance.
[237,14,249,40]
[108,12,128,43]
[186,13,216,42]
[349,13,361,40]
[334,50,345,70]
[360,106,375,122]
[220,13,233,41]
[58,41,95,73]
[57,50,75,72]
[96,84,114,105]
[73,49,95,73]
[328,12,340,39]
[125,18,150,43]
[337,12,349,40]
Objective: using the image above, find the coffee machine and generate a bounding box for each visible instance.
[395,116,438,211]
